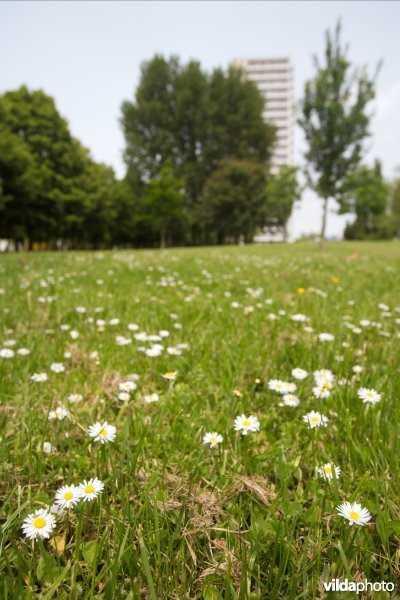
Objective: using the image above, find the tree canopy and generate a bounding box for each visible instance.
[264,166,302,239]
[121,55,276,244]
[202,159,267,244]
[299,22,378,245]
[0,86,127,249]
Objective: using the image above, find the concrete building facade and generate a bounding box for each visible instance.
[232,57,294,174]
[232,57,295,241]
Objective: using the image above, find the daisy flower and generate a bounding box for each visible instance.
[48,407,69,420]
[118,392,131,402]
[233,389,242,397]
[203,432,223,448]
[291,313,308,322]
[303,411,328,429]
[116,336,132,346]
[70,330,79,339]
[234,414,260,436]
[17,348,30,355]
[55,484,81,509]
[167,347,182,355]
[146,346,163,357]
[314,369,334,386]
[0,348,14,358]
[119,381,137,392]
[88,421,116,444]
[21,508,56,540]
[31,372,48,382]
[67,393,83,404]
[317,463,341,480]
[283,394,300,407]
[291,368,308,380]
[378,303,390,311]
[336,501,372,526]
[358,388,381,404]
[37,441,52,455]
[313,385,331,399]
[162,371,177,381]
[268,379,286,393]
[127,373,140,382]
[144,393,159,403]
[282,382,297,393]
[78,477,104,502]
[318,333,335,342]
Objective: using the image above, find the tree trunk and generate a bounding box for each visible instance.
[319,197,329,249]
[160,228,166,249]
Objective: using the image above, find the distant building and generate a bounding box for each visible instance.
[231,57,295,240]
[232,56,294,174]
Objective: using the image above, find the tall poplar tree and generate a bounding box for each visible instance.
[299,22,378,245]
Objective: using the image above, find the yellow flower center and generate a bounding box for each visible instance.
[311,416,320,422]
[350,511,360,521]
[210,436,217,444]
[324,466,332,474]
[99,429,107,436]
[323,381,330,388]
[165,372,174,377]
[243,419,251,427]
[64,491,73,500]
[33,517,46,529]
[367,392,374,397]
[85,485,95,494]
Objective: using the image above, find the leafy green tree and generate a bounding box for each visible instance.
[142,161,187,248]
[202,160,267,244]
[364,172,400,240]
[205,66,275,167]
[264,166,302,240]
[341,162,389,239]
[299,22,378,245]
[0,125,36,246]
[121,56,179,183]
[0,86,88,248]
[390,174,400,232]
[76,161,121,248]
[121,56,275,243]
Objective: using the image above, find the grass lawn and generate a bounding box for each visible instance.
[1,242,400,599]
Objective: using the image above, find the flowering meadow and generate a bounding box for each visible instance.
[1,242,400,599]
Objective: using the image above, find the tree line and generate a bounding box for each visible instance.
[1,23,399,250]
[0,60,300,250]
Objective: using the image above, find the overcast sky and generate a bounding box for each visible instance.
[1,1,399,239]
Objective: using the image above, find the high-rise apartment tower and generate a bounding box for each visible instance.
[232,57,294,174]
